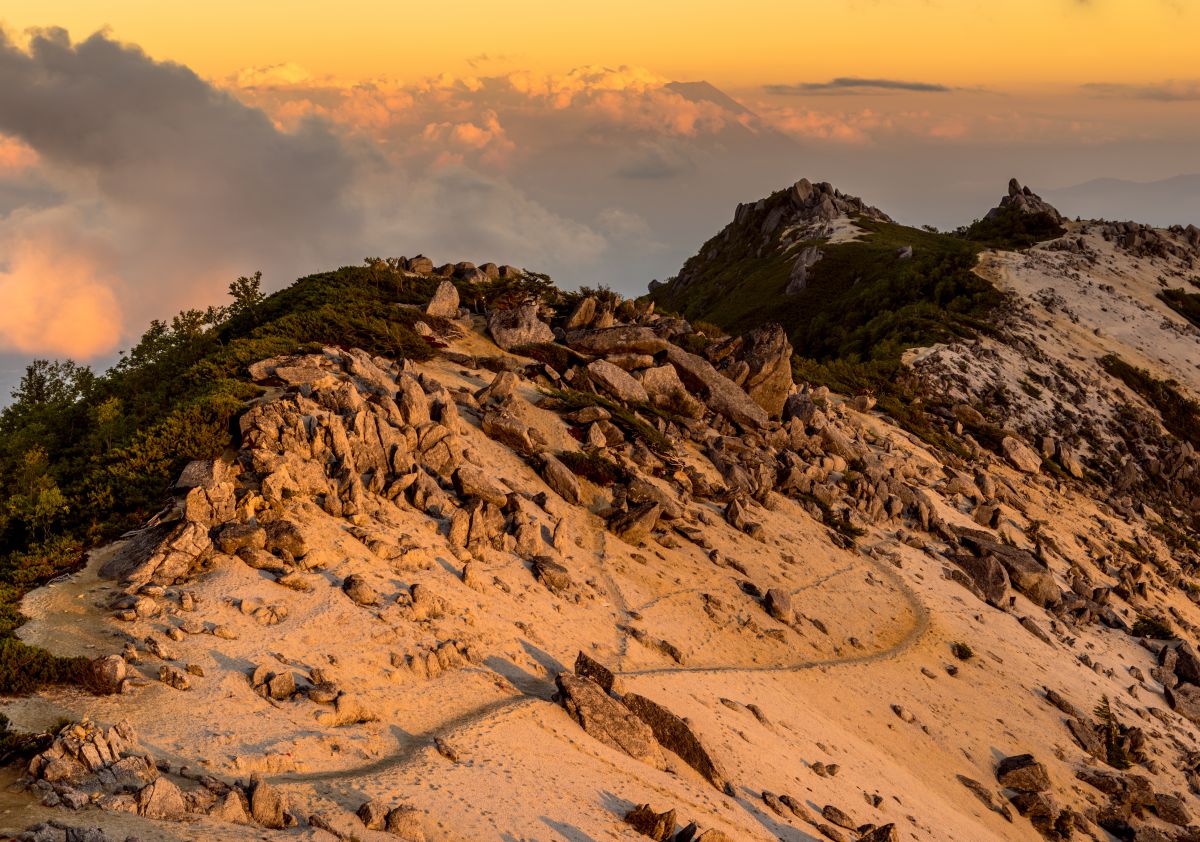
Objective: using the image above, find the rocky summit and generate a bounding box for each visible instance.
[3,178,1200,842]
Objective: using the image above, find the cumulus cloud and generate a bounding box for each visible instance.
[0,27,367,355]
[765,77,952,95]
[357,166,608,269]
[420,110,516,167]
[0,209,122,357]
[0,28,612,359]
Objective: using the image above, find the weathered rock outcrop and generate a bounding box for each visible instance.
[555,674,666,768]
[487,303,554,350]
[986,178,1064,224]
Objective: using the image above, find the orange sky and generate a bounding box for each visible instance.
[0,3,1196,367]
[3,1,1197,89]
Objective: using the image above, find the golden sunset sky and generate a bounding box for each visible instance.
[3,0,1196,88]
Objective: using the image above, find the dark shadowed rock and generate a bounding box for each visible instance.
[762,588,793,624]
[624,803,676,840]
[555,673,666,768]
[574,651,615,693]
[622,692,729,791]
[996,754,1050,792]
[858,824,899,842]
[948,551,1010,608]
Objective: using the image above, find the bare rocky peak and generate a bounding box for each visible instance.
[734,177,893,237]
[986,177,1064,224]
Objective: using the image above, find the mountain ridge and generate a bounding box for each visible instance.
[1,178,1200,841]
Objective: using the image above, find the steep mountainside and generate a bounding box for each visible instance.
[2,187,1200,842]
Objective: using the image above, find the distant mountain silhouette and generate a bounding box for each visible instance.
[1047,174,1200,227]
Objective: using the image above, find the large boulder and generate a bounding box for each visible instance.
[1165,683,1200,725]
[408,255,434,274]
[425,279,460,318]
[563,296,598,330]
[453,464,510,507]
[487,303,554,351]
[587,359,649,403]
[89,655,127,695]
[738,324,793,417]
[100,520,212,587]
[248,772,286,829]
[949,551,1010,608]
[565,326,668,356]
[622,692,729,792]
[555,674,666,768]
[762,588,794,624]
[996,754,1050,792]
[640,365,705,418]
[1001,437,1043,474]
[137,777,187,820]
[664,346,767,429]
[993,548,1059,607]
[958,531,1059,607]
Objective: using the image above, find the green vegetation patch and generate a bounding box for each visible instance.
[1131,614,1175,640]
[955,206,1065,250]
[0,263,439,695]
[1100,354,1200,449]
[649,192,1008,455]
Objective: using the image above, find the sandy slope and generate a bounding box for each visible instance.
[4,293,1200,841]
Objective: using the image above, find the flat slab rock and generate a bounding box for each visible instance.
[555,673,666,769]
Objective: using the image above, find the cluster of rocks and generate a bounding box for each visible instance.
[623,803,732,841]
[992,754,1077,840]
[355,799,429,839]
[19,720,292,830]
[385,254,521,284]
[986,178,1064,224]
[1099,221,1200,263]
[1076,765,1195,841]
[758,792,897,841]
[1152,641,1200,726]
[19,720,441,839]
